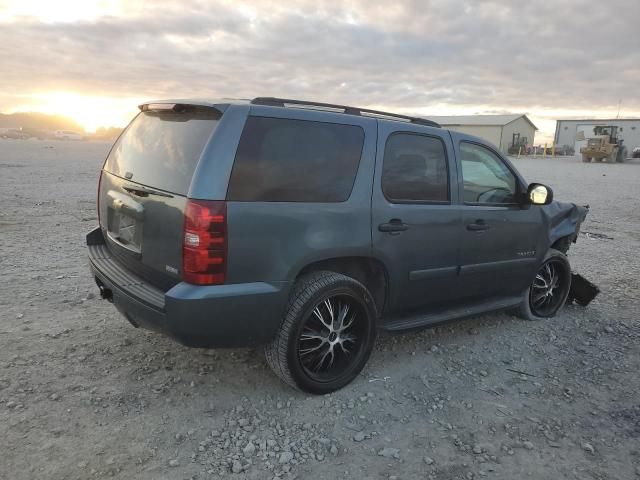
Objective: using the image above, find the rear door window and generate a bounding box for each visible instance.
[381,133,449,202]
[104,109,220,195]
[227,117,364,202]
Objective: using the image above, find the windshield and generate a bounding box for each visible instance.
[104,109,220,195]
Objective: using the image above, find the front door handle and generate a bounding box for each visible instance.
[466,220,490,231]
[379,219,409,233]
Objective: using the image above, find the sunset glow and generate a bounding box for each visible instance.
[8,92,140,132]
[0,0,122,23]
[1,0,638,142]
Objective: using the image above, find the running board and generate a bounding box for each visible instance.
[382,296,522,332]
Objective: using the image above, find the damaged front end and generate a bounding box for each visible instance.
[568,273,600,306]
[543,201,589,254]
[542,202,598,305]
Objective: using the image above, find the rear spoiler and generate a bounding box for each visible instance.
[139,103,181,112]
[138,100,226,114]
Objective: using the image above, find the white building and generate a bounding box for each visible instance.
[428,114,537,153]
[555,118,640,153]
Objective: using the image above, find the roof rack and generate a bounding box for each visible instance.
[251,97,440,128]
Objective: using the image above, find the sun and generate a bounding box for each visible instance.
[10,92,141,132]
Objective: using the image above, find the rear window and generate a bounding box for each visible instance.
[227,117,364,202]
[382,133,449,202]
[104,109,220,195]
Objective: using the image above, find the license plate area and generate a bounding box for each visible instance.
[107,208,142,253]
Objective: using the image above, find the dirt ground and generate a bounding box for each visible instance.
[1,139,639,480]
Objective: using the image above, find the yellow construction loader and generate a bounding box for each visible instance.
[580,126,628,163]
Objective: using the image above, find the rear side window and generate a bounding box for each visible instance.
[104,109,220,195]
[381,133,449,202]
[227,117,364,202]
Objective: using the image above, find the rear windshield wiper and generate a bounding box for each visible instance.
[123,184,174,198]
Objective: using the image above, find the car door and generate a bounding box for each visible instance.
[451,133,542,301]
[372,122,461,313]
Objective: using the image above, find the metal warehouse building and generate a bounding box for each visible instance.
[428,114,537,153]
[555,118,640,153]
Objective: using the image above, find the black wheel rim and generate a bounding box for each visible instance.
[529,259,569,317]
[297,293,369,383]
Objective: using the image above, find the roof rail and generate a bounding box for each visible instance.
[251,97,440,128]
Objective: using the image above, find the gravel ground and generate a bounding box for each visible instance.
[1,139,639,480]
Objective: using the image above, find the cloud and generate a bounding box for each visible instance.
[1,0,638,135]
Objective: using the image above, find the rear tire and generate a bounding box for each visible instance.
[516,249,571,321]
[265,271,377,394]
[581,154,591,163]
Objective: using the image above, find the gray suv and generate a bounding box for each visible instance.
[87,97,587,393]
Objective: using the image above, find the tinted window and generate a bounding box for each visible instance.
[460,142,516,204]
[227,117,364,202]
[381,133,449,202]
[104,109,219,195]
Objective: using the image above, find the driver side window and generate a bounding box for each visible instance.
[460,142,516,204]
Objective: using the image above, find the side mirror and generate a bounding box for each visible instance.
[527,183,553,205]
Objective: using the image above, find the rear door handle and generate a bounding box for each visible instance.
[379,219,409,233]
[466,220,490,231]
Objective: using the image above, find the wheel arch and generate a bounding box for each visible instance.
[295,256,389,317]
[550,235,574,254]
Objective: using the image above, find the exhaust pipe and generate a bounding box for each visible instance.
[99,285,113,302]
[95,278,113,302]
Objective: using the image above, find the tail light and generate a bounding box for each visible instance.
[182,199,226,285]
[97,169,103,225]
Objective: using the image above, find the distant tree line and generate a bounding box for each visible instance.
[0,112,83,132]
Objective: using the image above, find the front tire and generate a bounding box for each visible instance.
[265,271,378,394]
[516,249,571,321]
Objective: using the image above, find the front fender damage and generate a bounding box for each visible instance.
[542,201,589,253]
[541,202,598,305]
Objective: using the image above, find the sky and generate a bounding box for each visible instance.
[0,0,638,142]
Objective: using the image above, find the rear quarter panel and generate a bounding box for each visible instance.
[223,106,378,284]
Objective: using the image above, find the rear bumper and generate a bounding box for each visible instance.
[87,227,290,347]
